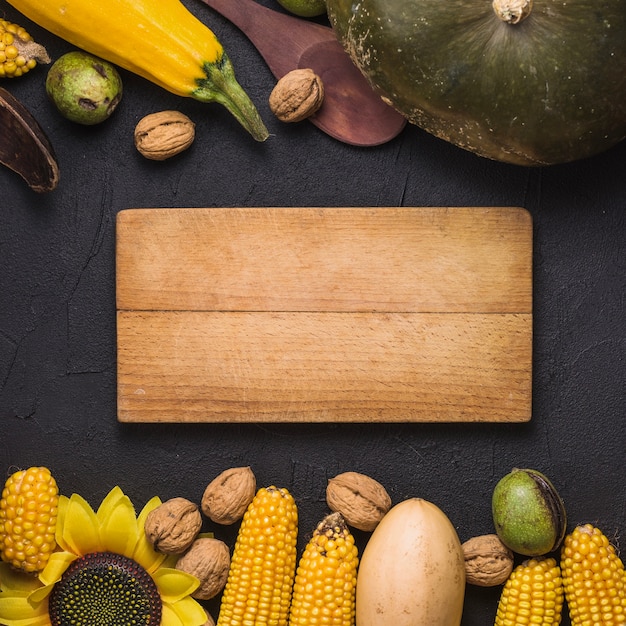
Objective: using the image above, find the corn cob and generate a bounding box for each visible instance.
[288,512,358,626]
[0,466,59,573]
[0,18,49,78]
[494,556,564,626]
[217,486,298,626]
[560,523,626,625]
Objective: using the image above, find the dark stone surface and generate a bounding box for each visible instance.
[0,1,625,623]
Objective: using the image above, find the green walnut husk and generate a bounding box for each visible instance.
[492,468,567,557]
[46,51,123,125]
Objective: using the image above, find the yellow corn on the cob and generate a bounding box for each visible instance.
[0,466,59,573]
[288,512,358,626]
[494,556,564,626]
[217,486,298,626]
[0,19,49,78]
[560,523,626,625]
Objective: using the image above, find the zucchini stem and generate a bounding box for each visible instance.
[194,53,269,141]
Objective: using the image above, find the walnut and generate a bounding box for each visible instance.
[269,68,324,123]
[175,537,231,600]
[201,466,256,525]
[326,471,391,532]
[201,610,216,626]
[144,497,202,555]
[134,110,195,160]
[462,534,514,586]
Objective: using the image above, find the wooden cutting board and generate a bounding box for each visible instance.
[116,207,532,423]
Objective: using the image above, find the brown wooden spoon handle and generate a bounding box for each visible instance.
[199,0,335,78]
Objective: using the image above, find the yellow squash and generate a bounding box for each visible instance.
[355,498,465,626]
[6,0,269,140]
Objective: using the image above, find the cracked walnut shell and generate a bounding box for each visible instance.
[462,533,514,586]
[134,110,195,160]
[269,68,324,123]
[326,471,391,531]
[201,466,256,525]
[144,497,202,555]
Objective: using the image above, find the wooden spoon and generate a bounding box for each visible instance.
[198,0,407,146]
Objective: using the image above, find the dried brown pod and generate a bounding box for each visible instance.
[0,87,59,192]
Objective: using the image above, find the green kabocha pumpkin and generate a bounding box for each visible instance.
[326,0,626,166]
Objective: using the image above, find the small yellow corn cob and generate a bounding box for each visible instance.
[217,486,298,626]
[0,19,50,78]
[288,512,358,626]
[560,523,626,625]
[494,556,564,626]
[0,466,59,573]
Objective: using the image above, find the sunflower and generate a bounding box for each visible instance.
[0,486,208,626]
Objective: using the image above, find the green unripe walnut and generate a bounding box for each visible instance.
[492,468,567,557]
[276,0,327,18]
[46,51,123,125]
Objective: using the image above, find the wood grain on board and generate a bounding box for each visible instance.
[116,207,532,422]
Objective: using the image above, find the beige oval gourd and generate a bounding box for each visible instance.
[356,498,465,626]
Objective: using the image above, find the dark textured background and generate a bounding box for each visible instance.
[1,0,625,623]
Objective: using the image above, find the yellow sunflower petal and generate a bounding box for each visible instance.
[0,563,42,593]
[1,617,51,626]
[98,491,139,556]
[53,495,69,550]
[27,582,55,604]
[152,567,200,603]
[0,590,49,625]
[166,596,209,626]
[38,551,78,587]
[61,493,101,555]
[100,485,126,508]
[95,485,127,521]
[161,603,185,626]
[0,616,51,626]
[133,496,168,573]
[137,495,162,526]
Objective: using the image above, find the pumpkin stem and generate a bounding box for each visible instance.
[492,0,533,24]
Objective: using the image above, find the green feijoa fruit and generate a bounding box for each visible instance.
[46,51,123,125]
[492,468,567,557]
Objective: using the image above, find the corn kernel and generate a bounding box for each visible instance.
[0,466,59,573]
[495,557,564,626]
[0,19,49,77]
